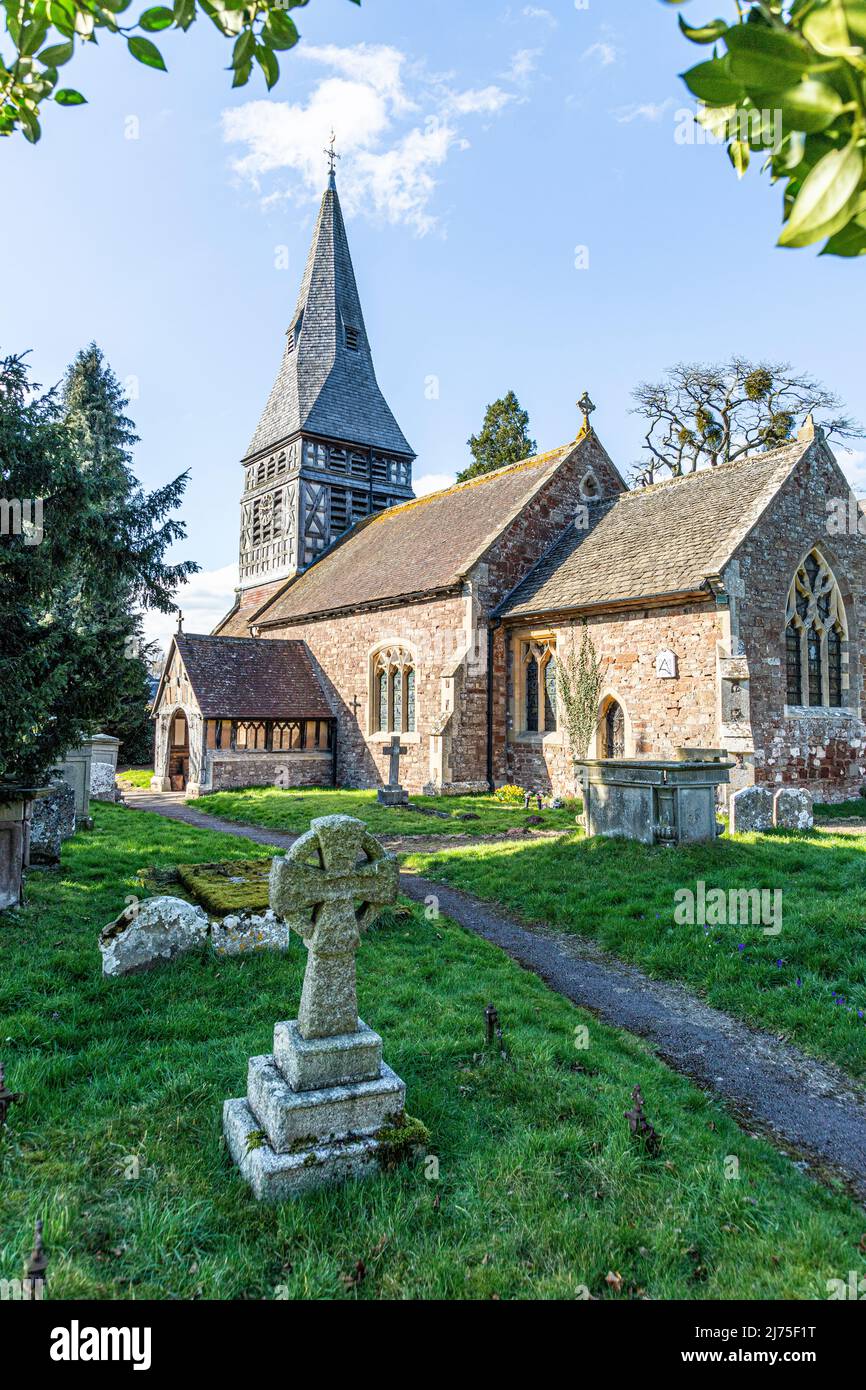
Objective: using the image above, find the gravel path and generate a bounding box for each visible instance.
[122,789,866,1201]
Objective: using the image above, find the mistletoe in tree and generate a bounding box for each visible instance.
[631,355,859,485]
[1,0,360,143]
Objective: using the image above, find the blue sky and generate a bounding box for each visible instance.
[4,0,864,648]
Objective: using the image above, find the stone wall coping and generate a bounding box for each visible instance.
[210,750,332,762]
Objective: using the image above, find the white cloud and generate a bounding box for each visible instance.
[141,562,239,654]
[445,85,513,116]
[582,41,620,67]
[223,43,520,235]
[503,48,541,86]
[414,470,457,497]
[522,6,557,27]
[614,98,676,124]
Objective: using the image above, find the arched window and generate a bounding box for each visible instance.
[519,638,557,733]
[372,646,416,734]
[785,550,847,708]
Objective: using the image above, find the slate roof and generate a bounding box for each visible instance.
[161,634,332,719]
[499,440,810,618]
[244,175,414,462]
[251,442,578,627]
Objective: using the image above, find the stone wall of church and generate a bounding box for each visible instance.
[729,440,866,801]
[499,602,724,797]
[263,594,479,793]
[260,434,629,794]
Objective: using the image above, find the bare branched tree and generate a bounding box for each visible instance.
[631,357,861,487]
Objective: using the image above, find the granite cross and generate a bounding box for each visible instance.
[269,815,398,1039]
[386,733,407,788]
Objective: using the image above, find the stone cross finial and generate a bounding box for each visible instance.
[270,815,397,1039]
[577,391,596,433]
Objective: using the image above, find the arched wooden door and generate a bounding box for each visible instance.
[601,700,625,759]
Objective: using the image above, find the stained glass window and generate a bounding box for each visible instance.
[786,627,801,706]
[828,627,842,707]
[525,654,539,731]
[543,656,557,732]
[785,551,846,708]
[372,648,415,733]
[377,668,388,732]
[406,668,416,732]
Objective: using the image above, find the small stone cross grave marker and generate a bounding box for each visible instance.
[269,814,398,1038]
[377,733,409,805]
[224,815,410,1200]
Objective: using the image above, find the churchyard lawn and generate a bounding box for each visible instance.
[116,767,156,790]
[2,804,864,1299]
[407,825,866,1079]
[191,786,580,838]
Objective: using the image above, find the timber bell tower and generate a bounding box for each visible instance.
[237,142,415,593]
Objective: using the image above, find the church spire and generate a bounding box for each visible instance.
[243,160,414,463]
[237,155,415,590]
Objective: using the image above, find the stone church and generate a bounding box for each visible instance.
[152,166,866,804]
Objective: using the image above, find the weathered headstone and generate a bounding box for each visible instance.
[377,734,408,806]
[30,781,76,865]
[223,814,410,1200]
[211,908,291,957]
[90,761,122,803]
[773,787,814,830]
[99,896,209,976]
[729,785,774,835]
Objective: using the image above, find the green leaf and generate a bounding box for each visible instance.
[264,10,299,50]
[803,2,861,56]
[231,57,251,87]
[139,5,174,30]
[231,29,254,68]
[779,142,864,246]
[255,42,279,90]
[681,57,745,105]
[20,21,49,56]
[773,78,845,134]
[725,21,813,90]
[55,86,86,104]
[678,15,728,45]
[821,220,866,255]
[728,138,750,179]
[38,38,74,66]
[127,34,167,69]
[173,0,195,30]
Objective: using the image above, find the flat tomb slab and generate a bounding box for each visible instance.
[246,1054,405,1152]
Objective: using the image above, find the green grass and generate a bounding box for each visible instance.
[407,827,866,1078]
[815,797,866,820]
[191,786,580,838]
[117,767,154,789]
[0,804,864,1300]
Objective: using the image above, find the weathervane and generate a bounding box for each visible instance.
[577,391,596,433]
[324,130,340,181]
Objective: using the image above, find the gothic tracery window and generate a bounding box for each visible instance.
[785,550,846,708]
[372,646,416,734]
[519,638,557,734]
